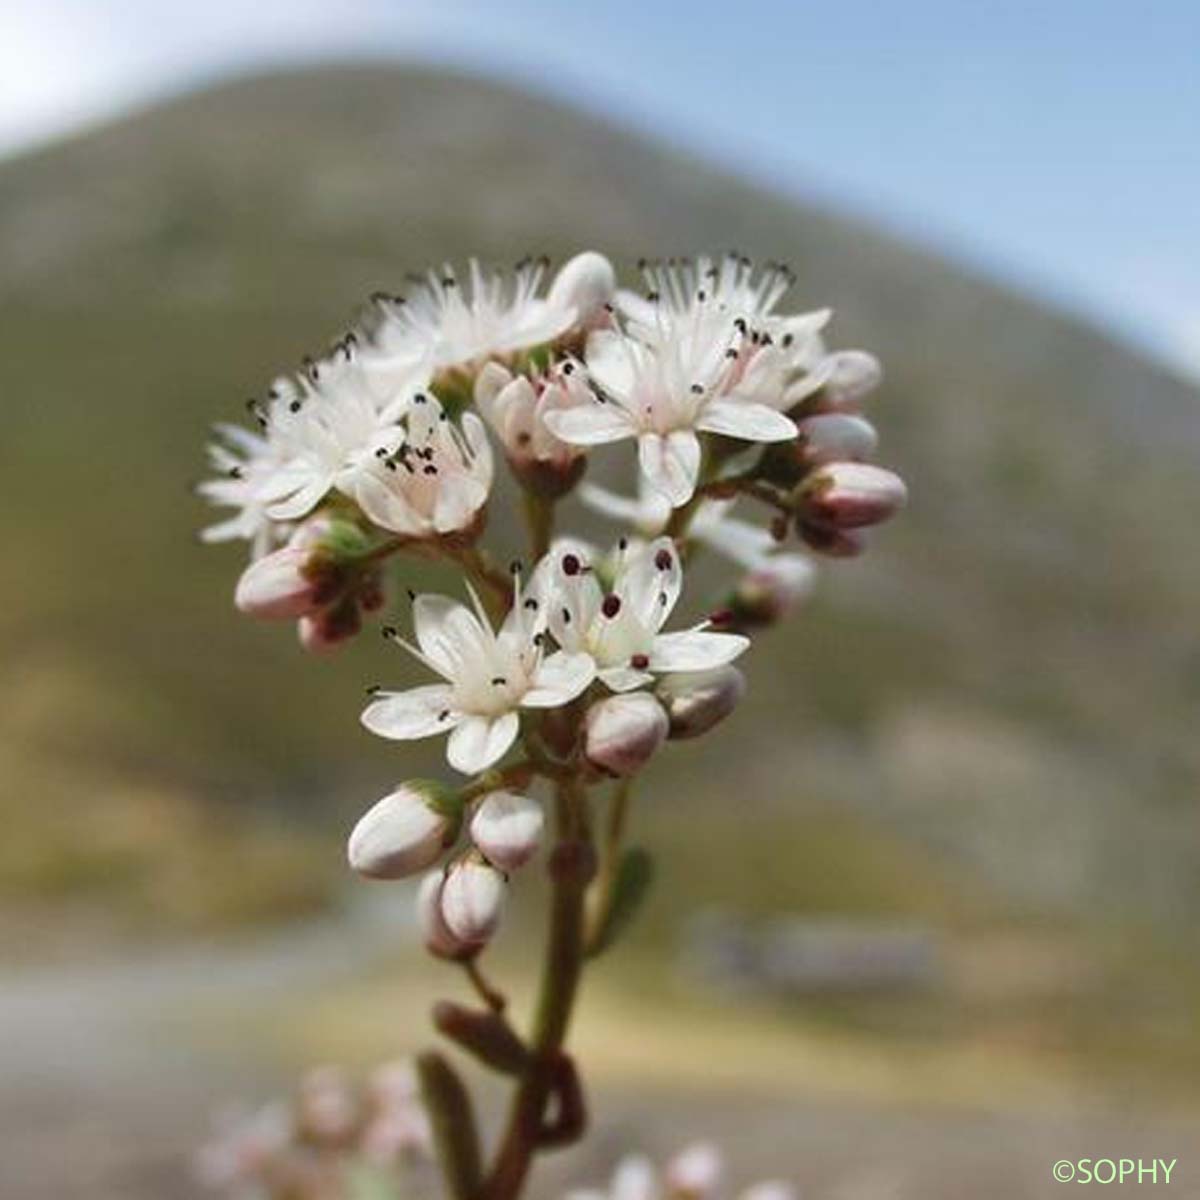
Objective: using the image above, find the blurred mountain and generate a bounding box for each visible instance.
[2,63,1198,935]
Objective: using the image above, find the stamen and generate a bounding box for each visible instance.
[601,594,621,618]
[630,653,650,669]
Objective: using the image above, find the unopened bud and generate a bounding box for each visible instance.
[584,692,668,776]
[732,554,815,626]
[798,522,867,557]
[665,1142,724,1200]
[469,791,544,871]
[795,413,878,466]
[235,546,321,619]
[440,856,506,947]
[657,666,746,740]
[801,462,907,529]
[548,251,617,321]
[347,782,461,880]
[416,871,472,960]
[822,349,882,407]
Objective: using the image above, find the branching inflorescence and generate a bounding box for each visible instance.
[200,250,907,1200]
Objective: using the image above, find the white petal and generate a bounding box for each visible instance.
[618,535,682,632]
[648,630,749,673]
[584,328,638,399]
[355,472,426,536]
[597,664,656,692]
[522,652,596,708]
[638,431,700,507]
[543,403,636,446]
[473,360,512,409]
[447,712,520,775]
[265,472,335,521]
[362,685,457,740]
[696,398,797,442]
[412,596,479,678]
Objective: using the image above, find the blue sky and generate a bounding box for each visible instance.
[4,0,1199,377]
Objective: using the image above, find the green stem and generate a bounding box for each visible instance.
[482,775,593,1200]
[584,778,634,951]
[521,490,556,562]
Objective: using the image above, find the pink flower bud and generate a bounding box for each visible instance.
[235,546,320,619]
[734,555,815,626]
[347,782,460,880]
[584,692,669,776]
[657,666,746,740]
[795,413,878,466]
[416,871,473,960]
[548,251,617,321]
[665,1142,724,1200]
[801,462,907,529]
[823,349,882,407]
[469,791,544,871]
[440,857,506,947]
[297,596,362,654]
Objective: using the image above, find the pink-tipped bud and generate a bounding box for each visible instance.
[795,413,878,466]
[801,462,907,529]
[733,555,815,626]
[548,250,617,321]
[416,871,473,960]
[440,856,506,948]
[469,791,544,872]
[665,1142,724,1200]
[584,692,669,776]
[235,546,321,619]
[347,782,460,880]
[822,349,882,407]
[657,666,746,740]
[798,522,868,557]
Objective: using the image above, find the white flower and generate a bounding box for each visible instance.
[474,359,593,478]
[197,423,291,558]
[545,325,796,506]
[665,1143,723,1200]
[251,350,419,523]
[361,574,595,775]
[353,391,495,538]
[469,791,544,871]
[537,536,748,693]
[359,252,615,389]
[580,477,814,590]
[618,254,874,415]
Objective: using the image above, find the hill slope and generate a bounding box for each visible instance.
[1,64,1198,933]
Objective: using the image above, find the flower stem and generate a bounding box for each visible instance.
[584,778,634,952]
[482,775,593,1200]
[521,490,556,562]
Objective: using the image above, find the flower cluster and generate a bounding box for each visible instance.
[201,249,906,1199]
[196,1061,431,1200]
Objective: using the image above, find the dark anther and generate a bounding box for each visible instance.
[734,317,748,334]
[562,361,574,375]
[382,626,398,639]
[725,348,739,359]
[561,608,572,624]
[438,710,451,721]
[630,653,650,669]
[601,594,621,618]
[423,465,438,475]
[647,290,661,302]
[365,684,381,695]
[509,560,523,575]
[618,536,628,551]
[781,333,794,348]
[690,383,704,395]
[491,676,507,686]
[414,392,427,404]
[654,548,673,570]
[406,588,417,601]
[562,553,581,576]
[697,289,707,302]
[524,598,539,610]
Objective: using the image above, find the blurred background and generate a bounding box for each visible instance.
[2,2,1199,1197]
